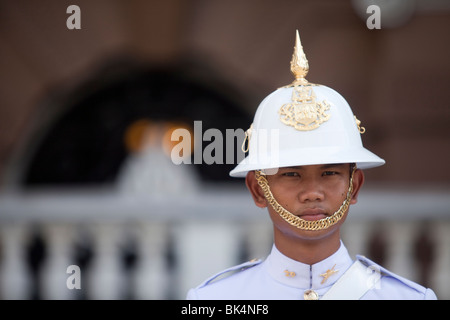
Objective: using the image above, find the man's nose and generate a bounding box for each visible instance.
[298,179,325,203]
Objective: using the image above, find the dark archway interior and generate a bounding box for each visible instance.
[23,59,252,187]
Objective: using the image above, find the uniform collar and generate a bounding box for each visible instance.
[265,241,353,290]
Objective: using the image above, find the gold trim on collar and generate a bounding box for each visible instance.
[320,264,339,284]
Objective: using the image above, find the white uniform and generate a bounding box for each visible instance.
[186,242,437,300]
[187,32,437,301]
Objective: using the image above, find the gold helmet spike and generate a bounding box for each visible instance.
[289,30,310,87]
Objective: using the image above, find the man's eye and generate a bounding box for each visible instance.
[282,172,299,177]
[323,171,338,176]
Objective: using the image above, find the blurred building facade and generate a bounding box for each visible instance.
[0,0,449,299]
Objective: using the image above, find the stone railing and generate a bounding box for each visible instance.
[0,184,449,299]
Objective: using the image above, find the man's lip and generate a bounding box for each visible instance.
[298,209,327,221]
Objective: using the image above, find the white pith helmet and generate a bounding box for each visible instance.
[230,30,385,178]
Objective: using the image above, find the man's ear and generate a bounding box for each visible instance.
[350,169,365,205]
[245,171,268,208]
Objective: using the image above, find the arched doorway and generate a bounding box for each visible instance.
[21,58,252,188]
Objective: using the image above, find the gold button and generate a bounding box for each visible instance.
[304,289,319,300]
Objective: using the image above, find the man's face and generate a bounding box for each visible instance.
[247,163,364,241]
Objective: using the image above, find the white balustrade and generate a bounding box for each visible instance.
[385,220,418,281]
[41,223,76,299]
[174,221,242,299]
[431,221,450,299]
[86,223,127,299]
[132,221,169,299]
[244,218,273,261]
[0,188,449,299]
[341,219,372,258]
[0,223,32,299]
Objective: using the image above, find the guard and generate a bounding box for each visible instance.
[186,31,437,300]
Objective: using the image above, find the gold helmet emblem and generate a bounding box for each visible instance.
[279,30,331,131]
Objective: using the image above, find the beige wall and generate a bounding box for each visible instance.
[0,0,449,185]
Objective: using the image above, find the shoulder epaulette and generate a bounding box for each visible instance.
[198,259,263,288]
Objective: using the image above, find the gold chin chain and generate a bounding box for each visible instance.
[255,166,356,231]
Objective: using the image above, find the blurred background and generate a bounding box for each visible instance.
[0,0,449,299]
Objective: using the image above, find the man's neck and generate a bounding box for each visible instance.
[273,230,342,265]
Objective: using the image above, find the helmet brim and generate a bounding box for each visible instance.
[229,146,385,178]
